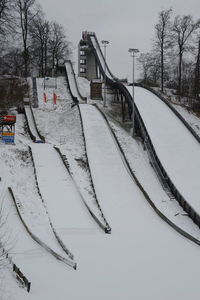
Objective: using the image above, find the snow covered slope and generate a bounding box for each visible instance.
[31,144,96,231]
[130,86,200,215]
[65,61,86,101]
[3,74,200,299]
[24,105,43,142]
[61,103,200,300]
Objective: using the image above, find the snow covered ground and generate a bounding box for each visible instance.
[2,76,200,299]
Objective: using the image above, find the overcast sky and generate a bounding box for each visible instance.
[38,0,200,80]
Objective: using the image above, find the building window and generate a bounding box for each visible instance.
[80,68,86,73]
[80,59,86,65]
[80,50,85,56]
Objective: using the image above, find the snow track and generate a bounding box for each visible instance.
[65,61,87,101]
[79,103,145,221]
[130,86,200,220]
[54,146,111,233]
[30,143,97,234]
[24,105,45,143]
[89,35,114,80]
[137,84,200,143]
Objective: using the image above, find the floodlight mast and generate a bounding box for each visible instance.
[101,40,109,107]
[128,48,139,136]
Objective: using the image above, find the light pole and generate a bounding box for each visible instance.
[101,40,109,107]
[128,48,139,136]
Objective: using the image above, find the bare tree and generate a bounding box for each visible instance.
[48,21,71,71]
[14,0,38,77]
[138,51,160,86]
[154,8,173,91]
[172,15,200,94]
[30,12,50,76]
[194,39,200,103]
[138,52,155,84]
[0,47,24,75]
[0,0,14,37]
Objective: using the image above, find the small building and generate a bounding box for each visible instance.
[90,79,102,100]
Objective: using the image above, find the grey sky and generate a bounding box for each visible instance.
[38,0,200,80]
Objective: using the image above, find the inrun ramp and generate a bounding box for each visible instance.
[24,105,42,142]
[130,86,200,216]
[31,144,96,230]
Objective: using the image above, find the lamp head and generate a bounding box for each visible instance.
[128,48,139,54]
[101,40,109,45]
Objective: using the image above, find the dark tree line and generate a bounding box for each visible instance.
[138,8,200,107]
[0,0,71,77]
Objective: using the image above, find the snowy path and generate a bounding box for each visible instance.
[30,144,96,231]
[24,105,41,142]
[129,86,200,215]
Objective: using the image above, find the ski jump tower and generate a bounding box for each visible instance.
[78,31,99,80]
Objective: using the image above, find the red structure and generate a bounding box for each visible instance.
[53,92,57,104]
[44,92,47,103]
[1,115,16,124]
